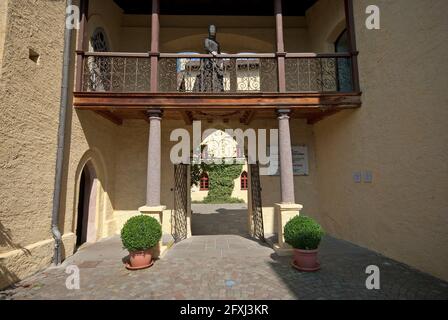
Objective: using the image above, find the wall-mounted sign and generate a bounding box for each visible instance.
[260,145,309,176]
[291,146,309,176]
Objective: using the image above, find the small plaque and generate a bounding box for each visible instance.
[260,145,309,176]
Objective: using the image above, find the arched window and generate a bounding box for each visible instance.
[200,172,209,191]
[334,29,352,92]
[91,28,109,52]
[240,171,248,190]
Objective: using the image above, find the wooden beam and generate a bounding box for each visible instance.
[141,111,150,123]
[180,111,193,125]
[75,0,88,92]
[74,92,362,109]
[150,0,160,92]
[240,110,256,125]
[307,110,341,125]
[344,0,360,92]
[94,110,123,125]
[274,0,286,93]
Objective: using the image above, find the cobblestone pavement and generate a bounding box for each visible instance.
[191,204,248,236]
[1,233,448,300]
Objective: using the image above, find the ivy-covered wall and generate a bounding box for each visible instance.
[192,163,244,203]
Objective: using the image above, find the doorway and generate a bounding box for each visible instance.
[76,162,98,248]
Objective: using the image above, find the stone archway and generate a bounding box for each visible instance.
[73,149,109,248]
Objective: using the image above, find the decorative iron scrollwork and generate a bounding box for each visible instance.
[82,56,151,92]
[173,164,189,242]
[285,57,353,92]
[158,57,278,93]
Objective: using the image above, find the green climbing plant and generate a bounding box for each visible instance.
[191,162,244,204]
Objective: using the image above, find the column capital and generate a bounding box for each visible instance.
[277,109,291,120]
[146,109,163,120]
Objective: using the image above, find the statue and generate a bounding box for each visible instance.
[193,25,225,92]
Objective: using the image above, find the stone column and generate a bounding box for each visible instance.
[273,109,302,256]
[277,109,295,204]
[139,109,165,225]
[146,109,162,206]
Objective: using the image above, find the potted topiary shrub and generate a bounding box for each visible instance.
[284,215,324,272]
[121,215,162,270]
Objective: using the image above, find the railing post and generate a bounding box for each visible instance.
[344,0,360,92]
[275,0,286,93]
[150,0,160,92]
[75,0,89,92]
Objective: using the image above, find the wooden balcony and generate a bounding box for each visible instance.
[73,0,361,125]
[74,52,361,125]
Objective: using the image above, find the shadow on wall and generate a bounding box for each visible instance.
[0,222,31,256]
[0,222,29,290]
[0,263,20,291]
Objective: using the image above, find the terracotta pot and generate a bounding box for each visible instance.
[129,249,152,269]
[292,248,321,272]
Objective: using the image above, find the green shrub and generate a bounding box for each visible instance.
[284,216,324,250]
[121,215,162,252]
[201,197,245,204]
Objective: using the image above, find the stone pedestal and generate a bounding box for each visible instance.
[273,203,302,256]
[138,205,169,257]
[138,205,166,224]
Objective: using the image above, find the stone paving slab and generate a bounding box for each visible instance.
[1,233,448,300]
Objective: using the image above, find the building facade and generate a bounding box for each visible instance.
[0,0,447,289]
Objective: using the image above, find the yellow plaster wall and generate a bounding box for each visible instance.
[311,0,448,281]
[0,0,69,289]
[87,0,123,51]
[120,14,310,53]
[0,0,124,289]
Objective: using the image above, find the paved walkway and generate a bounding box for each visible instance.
[1,233,448,300]
[191,204,249,236]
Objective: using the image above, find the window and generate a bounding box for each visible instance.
[334,29,353,92]
[240,171,248,190]
[200,172,209,191]
[91,28,109,52]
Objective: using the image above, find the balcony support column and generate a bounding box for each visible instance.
[275,0,286,92]
[75,0,89,92]
[344,0,360,92]
[139,109,165,224]
[274,109,302,256]
[277,109,295,204]
[150,0,160,92]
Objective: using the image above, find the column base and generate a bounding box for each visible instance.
[138,205,169,257]
[274,203,303,255]
[138,205,166,224]
[273,243,294,256]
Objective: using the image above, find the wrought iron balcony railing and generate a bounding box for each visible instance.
[82,52,151,92]
[158,54,278,93]
[78,52,355,94]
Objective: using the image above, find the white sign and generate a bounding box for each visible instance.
[292,146,309,176]
[261,145,309,176]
